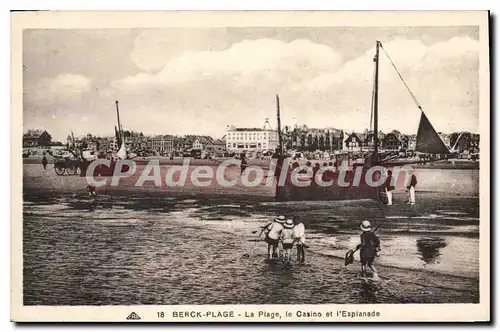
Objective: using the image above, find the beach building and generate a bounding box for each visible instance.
[192,138,203,150]
[285,126,344,152]
[23,129,52,148]
[225,119,279,154]
[344,132,364,151]
[205,138,226,154]
[151,135,174,154]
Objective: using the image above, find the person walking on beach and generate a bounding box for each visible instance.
[356,220,381,280]
[240,154,248,175]
[384,169,395,206]
[260,215,285,260]
[280,219,295,264]
[406,173,417,205]
[293,215,306,263]
[42,154,48,170]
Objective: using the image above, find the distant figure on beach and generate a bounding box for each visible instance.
[293,215,306,263]
[356,220,381,280]
[384,169,395,206]
[260,215,285,260]
[42,154,48,170]
[86,185,97,210]
[406,173,417,205]
[280,219,295,264]
[240,154,247,175]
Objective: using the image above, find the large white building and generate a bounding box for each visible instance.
[225,119,279,154]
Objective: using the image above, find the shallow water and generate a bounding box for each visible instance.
[23,195,479,305]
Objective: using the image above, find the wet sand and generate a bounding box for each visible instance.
[21,164,480,305]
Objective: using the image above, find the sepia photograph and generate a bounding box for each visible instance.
[10,10,490,322]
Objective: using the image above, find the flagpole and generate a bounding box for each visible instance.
[373,41,380,161]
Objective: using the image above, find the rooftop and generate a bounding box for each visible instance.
[24,129,49,138]
[228,127,276,132]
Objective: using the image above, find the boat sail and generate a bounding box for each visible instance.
[276,40,451,201]
[116,139,127,160]
[415,112,450,155]
[372,41,450,162]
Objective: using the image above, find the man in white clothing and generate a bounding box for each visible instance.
[406,173,417,205]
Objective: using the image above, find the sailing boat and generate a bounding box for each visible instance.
[372,41,450,166]
[276,40,450,201]
[80,101,130,177]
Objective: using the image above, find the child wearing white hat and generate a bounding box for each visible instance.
[356,220,381,280]
[260,215,286,259]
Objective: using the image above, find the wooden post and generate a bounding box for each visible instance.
[276,94,283,155]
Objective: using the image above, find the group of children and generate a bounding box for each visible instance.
[259,215,382,279]
[260,215,306,264]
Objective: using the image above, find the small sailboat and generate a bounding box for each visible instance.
[373,41,451,166]
[277,40,450,201]
[81,101,130,177]
[114,101,128,160]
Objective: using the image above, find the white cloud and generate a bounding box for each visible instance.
[108,36,479,137]
[115,38,343,89]
[31,74,92,103]
[130,29,232,72]
[425,36,479,61]
[305,37,479,134]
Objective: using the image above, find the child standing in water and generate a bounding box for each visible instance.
[356,220,381,280]
[260,215,285,260]
[280,219,295,264]
[293,216,306,263]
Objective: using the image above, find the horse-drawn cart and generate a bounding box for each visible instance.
[53,156,82,176]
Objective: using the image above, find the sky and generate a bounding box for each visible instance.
[23,26,480,142]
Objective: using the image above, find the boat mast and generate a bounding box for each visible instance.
[276,94,283,155]
[115,100,122,138]
[373,41,380,162]
[71,131,75,150]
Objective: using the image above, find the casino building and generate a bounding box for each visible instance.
[225,119,279,154]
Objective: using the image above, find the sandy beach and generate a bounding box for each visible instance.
[21,163,480,305]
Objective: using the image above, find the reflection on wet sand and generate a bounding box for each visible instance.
[22,193,480,305]
[416,237,448,264]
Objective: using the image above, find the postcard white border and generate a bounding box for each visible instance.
[10,10,490,322]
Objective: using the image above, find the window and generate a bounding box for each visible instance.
[233,143,236,148]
